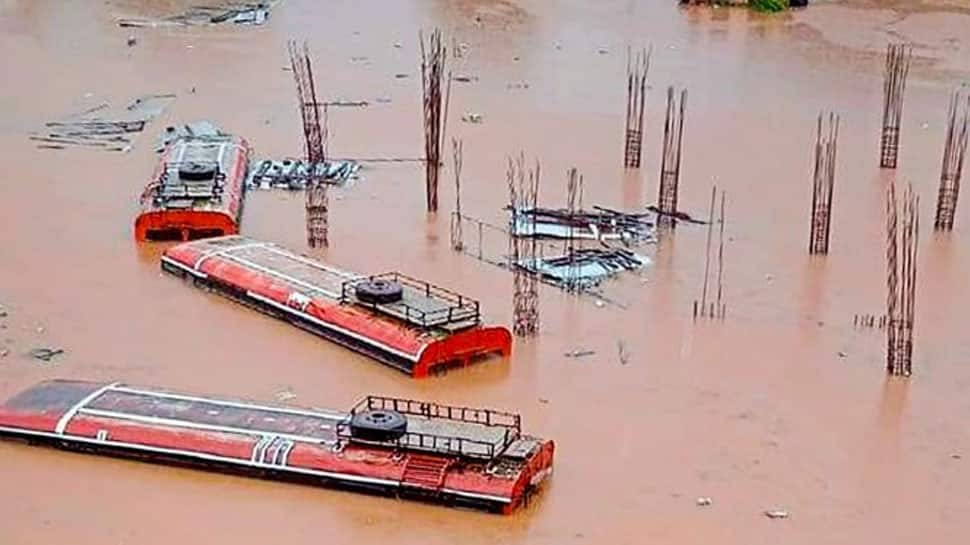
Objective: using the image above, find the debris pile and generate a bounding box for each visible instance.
[517,248,647,289]
[117,2,276,28]
[509,206,656,245]
[32,94,175,152]
[247,159,361,189]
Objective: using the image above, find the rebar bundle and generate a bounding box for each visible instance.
[658,87,687,225]
[564,167,585,291]
[288,40,329,248]
[450,138,464,251]
[624,47,651,169]
[305,183,329,248]
[809,112,840,255]
[420,29,452,213]
[885,182,919,376]
[879,43,912,169]
[694,185,727,320]
[508,154,541,336]
[288,41,325,165]
[934,87,970,231]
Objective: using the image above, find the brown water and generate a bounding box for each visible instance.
[2,1,970,543]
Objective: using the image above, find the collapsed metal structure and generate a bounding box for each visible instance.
[808,112,840,255]
[879,43,912,169]
[885,182,919,376]
[507,154,541,336]
[33,94,174,152]
[658,87,687,226]
[288,40,329,248]
[509,206,654,244]
[420,29,452,213]
[623,47,651,169]
[934,87,970,231]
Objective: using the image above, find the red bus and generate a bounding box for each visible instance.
[135,135,250,241]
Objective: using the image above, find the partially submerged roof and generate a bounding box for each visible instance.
[161,236,511,376]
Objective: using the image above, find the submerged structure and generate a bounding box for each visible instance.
[247,159,360,190]
[517,249,647,291]
[508,206,655,245]
[161,236,511,377]
[0,380,553,513]
[135,134,251,241]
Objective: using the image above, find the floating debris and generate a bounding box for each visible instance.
[117,2,275,28]
[247,159,361,189]
[764,509,790,520]
[696,497,713,507]
[564,349,596,358]
[517,249,647,290]
[325,100,370,108]
[28,347,64,362]
[510,206,656,245]
[32,94,175,152]
[274,387,296,402]
[461,113,484,124]
[645,205,706,225]
[453,74,478,83]
[617,340,630,365]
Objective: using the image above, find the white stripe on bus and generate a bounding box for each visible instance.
[54,382,121,435]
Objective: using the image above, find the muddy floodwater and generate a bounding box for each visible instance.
[2,0,970,543]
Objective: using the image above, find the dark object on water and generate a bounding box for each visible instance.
[28,348,64,362]
[646,205,706,224]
